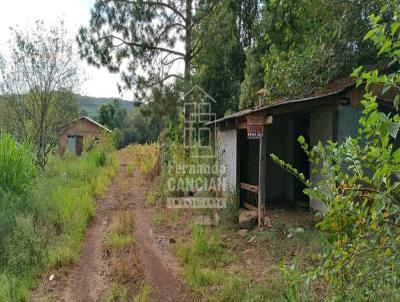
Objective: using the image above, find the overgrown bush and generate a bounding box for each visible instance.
[272,9,400,300]
[0,134,118,301]
[0,133,37,194]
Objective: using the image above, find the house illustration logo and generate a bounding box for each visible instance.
[182,85,216,158]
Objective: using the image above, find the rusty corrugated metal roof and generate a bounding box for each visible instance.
[209,78,356,126]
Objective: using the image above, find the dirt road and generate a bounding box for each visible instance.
[32,152,190,302]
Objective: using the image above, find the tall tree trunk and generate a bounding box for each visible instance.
[184,0,193,147]
[184,0,192,84]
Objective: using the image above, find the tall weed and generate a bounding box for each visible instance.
[0,134,118,301]
[0,133,37,194]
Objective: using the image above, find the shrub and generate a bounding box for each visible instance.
[271,10,400,299]
[92,150,107,167]
[6,216,42,276]
[0,133,37,194]
[0,134,119,301]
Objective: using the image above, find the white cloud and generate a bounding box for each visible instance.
[0,0,132,99]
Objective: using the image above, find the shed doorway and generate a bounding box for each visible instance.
[265,114,310,209]
[292,114,310,206]
[67,135,83,156]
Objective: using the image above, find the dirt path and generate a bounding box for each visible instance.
[32,152,191,302]
[129,168,191,302]
[60,180,120,302]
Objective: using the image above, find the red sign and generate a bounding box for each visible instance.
[247,115,264,139]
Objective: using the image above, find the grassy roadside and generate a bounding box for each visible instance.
[156,207,327,302]
[0,134,118,301]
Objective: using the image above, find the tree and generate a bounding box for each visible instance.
[0,21,80,166]
[98,99,121,129]
[193,0,246,116]
[77,0,219,100]
[239,0,388,108]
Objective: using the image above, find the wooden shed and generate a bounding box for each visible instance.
[58,116,111,156]
[210,78,397,226]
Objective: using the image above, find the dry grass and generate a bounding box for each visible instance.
[123,144,159,178]
[105,207,143,300]
[109,251,140,283]
[114,211,134,235]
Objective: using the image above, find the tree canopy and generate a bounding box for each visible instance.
[77,0,218,101]
[0,21,80,166]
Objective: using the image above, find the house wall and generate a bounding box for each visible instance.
[216,128,237,191]
[309,107,334,212]
[59,119,104,155]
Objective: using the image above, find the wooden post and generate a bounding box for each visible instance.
[258,126,266,227]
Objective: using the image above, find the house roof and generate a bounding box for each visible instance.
[210,78,356,126]
[71,116,112,133]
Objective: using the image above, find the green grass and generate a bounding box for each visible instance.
[146,192,155,205]
[153,211,163,225]
[133,283,152,302]
[105,233,134,251]
[126,161,135,176]
[105,282,128,302]
[174,221,325,301]
[0,134,119,301]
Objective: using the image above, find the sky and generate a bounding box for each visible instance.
[0,0,132,100]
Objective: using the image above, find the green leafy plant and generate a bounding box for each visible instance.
[272,9,400,300]
[0,133,118,301]
[0,133,37,194]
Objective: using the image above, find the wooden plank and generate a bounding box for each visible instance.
[258,126,266,227]
[243,202,258,212]
[240,182,259,193]
[237,121,247,129]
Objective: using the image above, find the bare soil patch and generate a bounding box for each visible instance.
[120,151,192,302]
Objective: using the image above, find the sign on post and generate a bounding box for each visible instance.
[247,114,265,139]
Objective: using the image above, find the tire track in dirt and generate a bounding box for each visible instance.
[31,151,191,302]
[123,153,192,302]
[51,167,122,302]
[60,188,117,302]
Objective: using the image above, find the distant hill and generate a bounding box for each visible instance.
[76,94,135,117]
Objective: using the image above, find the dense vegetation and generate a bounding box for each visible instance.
[95,100,161,148]
[0,0,399,301]
[77,94,134,117]
[0,134,118,301]
[76,1,400,300]
[271,6,400,300]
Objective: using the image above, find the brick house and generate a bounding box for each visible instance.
[58,116,111,156]
[210,78,396,225]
